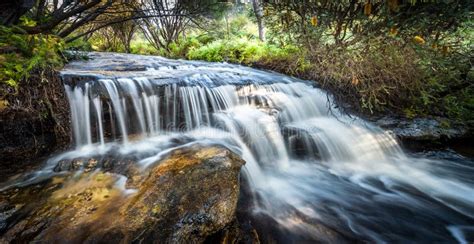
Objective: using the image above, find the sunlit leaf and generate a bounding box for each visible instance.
[310,16,318,27]
[389,27,398,36]
[413,35,425,44]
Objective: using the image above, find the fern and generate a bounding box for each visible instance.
[0,26,65,91]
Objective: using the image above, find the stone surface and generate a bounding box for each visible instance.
[0,144,245,243]
[375,116,469,142]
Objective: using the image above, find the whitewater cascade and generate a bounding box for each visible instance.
[34,53,474,242]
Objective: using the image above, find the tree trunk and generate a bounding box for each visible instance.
[0,0,34,25]
[251,0,265,42]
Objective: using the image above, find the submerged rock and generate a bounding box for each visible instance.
[0,144,245,243]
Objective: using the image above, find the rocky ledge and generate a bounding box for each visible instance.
[375,116,471,143]
[0,144,245,243]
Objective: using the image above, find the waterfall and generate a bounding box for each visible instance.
[55,53,474,242]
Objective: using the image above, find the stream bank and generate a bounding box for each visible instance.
[0,69,70,180]
[252,61,473,156]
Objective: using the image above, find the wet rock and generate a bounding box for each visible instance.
[282,126,322,160]
[0,202,17,232]
[54,155,139,175]
[54,158,85,171]
[205,219,261,244]
[84,158,98,172]
[115,145,245,243]
[375,116,469,143]
[0,144,245,243]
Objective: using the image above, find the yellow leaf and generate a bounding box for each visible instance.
[389,27,398,36]
[351,76,359,85]
[310,16,318,27]
[0,100,8,111]
[413,35,425,45]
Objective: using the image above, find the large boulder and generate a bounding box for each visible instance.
[0,144,245,243]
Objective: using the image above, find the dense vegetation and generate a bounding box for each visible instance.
[0,0,473,121]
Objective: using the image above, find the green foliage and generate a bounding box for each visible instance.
[65,38,92,51]
[19,16,37,27]
[198,11,259,41]
[155,10,261,60]
[264,0,473,47]
[186,38,276,64]
[0,26,64,91]
[408,24,473,121]
[257,37,473,120]
[130,40,159,55]
[258,0,473,120]
[164,35,213,58]
[88,31,126,53]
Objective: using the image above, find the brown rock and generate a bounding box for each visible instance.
[0,144,245,243]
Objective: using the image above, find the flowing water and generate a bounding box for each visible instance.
[11,53,474,242]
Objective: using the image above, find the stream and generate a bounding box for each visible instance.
[3,52,474,243]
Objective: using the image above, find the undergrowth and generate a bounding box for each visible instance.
[186,38,278,64]
[257,40,473,121]
[0,25,65,97]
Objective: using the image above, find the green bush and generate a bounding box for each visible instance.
[164,35,211,58]
[186,38,277,64]
[130,40,158,55]
[257,39,473,121]
[0,26,64,91]
[65,37,92,51]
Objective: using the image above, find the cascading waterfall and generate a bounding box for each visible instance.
[35,53,474,242]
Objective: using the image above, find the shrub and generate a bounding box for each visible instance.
[65,37,92,51]
[186,38,276,64]
[257,39,473,120]
[0,26,64,93]
[130,40,159,55]
[164,35,211,58]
